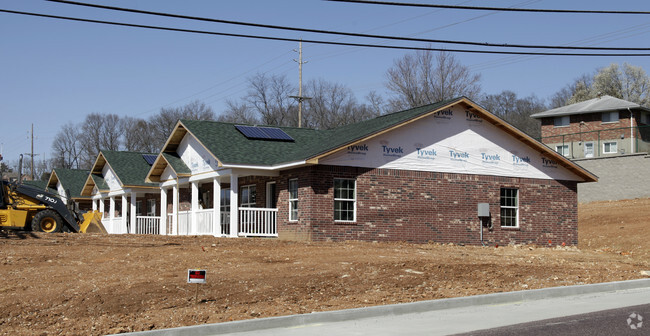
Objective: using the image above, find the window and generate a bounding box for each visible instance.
[555,144,569,157]
[334,178,356,222]
[603,141,618,154]
[500,188,519,228]
[553,116,569,127]
[240,185,256,208]
[136,200,142,216]
[147,199,156,216]
[288,179,298,221]
[602,111,619,123]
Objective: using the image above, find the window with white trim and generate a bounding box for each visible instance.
[553,116,569,127]
[136,200,142,216]
[602,111,619,123]
[147,199,156,216]
[555,144,569,157]
[500,188,518,228]
[603,141,618,154]
[240,185,256,208]
[334,178,356,222]
[288,179,298,221]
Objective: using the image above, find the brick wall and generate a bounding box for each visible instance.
[272,165,578,246]
[540,110,637,144]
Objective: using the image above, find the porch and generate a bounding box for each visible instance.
[99,207,277,237]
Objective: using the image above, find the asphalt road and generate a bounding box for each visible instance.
[454,303,649,336]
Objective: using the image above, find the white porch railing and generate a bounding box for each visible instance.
[124,208,277,237]
[102,217,125,234]
[239,207,278,237]
[135,216,160,234]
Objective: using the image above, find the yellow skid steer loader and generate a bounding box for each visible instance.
[0,179,107,234]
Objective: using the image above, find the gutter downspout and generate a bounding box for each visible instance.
[628,108,635,154]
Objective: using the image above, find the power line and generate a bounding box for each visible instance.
[3,9,650,56]
[46,0,650,51]
[326,0,650,15]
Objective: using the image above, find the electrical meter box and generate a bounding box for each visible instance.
[477,203,490,217]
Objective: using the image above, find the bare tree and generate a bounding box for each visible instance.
[51,122,82,169]
[480,91,545,138]
[560,63,650,106]
[217,100,260,124]
[245,73,297,126]
[123,117,158,153]
[386,50,481,110]
[149,100,216,150]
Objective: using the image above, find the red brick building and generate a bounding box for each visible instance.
[531,95,650,159]
[140,97,595,246]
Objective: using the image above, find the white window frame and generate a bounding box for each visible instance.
[602,111,619,123]
[240,184,256,208]
[147,199,156,216]
[603,141,618,154]
[136,200,142,216]
[500,188,519,228]
[555,144,569,157]
[288,179,298,221]
[334,178,356,222]
[553,116,570,127]
[583,141,594,158]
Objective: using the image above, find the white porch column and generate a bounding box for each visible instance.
[121,194,128,234]
[109,196,115,234]
[213,178,221,237]
[172,184,179,235]
[160,188,167,235]
[92,200,97,211]
[99,198,104,214]
[191,181,199,235]
[229,173,238,237]
[129,191,136,234]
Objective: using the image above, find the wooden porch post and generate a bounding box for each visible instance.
[109,196,115,234]
[160,188,167,235]
[213,177,221,237]
[229,173,238,237]
[172,184,178,235]
[191,181,199,235]
[129,191,137,234]
[121,194,128,234]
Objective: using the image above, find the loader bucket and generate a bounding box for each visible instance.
[79,211,108,234]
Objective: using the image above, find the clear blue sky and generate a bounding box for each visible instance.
[2,0,650,167]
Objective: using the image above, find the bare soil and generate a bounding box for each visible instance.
[1,198,649,335]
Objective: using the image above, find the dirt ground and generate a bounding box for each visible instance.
[1,199,649,335]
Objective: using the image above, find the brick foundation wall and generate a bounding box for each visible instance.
[272,165,578,246]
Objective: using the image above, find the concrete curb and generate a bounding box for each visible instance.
[118,278,650,336]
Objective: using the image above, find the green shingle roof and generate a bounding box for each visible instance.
[181,98,460,166]
[162,152,191,175]
[51,168,91,198]
[102,151,159,187]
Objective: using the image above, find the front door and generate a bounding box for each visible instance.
[266,182,277,208]
[584,142,594,158]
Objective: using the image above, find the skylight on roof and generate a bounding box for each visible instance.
[142,154,157,165]
[235,125,294,141]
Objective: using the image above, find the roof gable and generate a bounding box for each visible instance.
[47,168,91,199]
[81,151,158,196]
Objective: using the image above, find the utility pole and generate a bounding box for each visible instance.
[290,40,311,128]
[24,123,38,180]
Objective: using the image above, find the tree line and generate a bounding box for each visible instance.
[37,51,650,176]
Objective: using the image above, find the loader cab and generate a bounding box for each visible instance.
[0,181,8,209]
